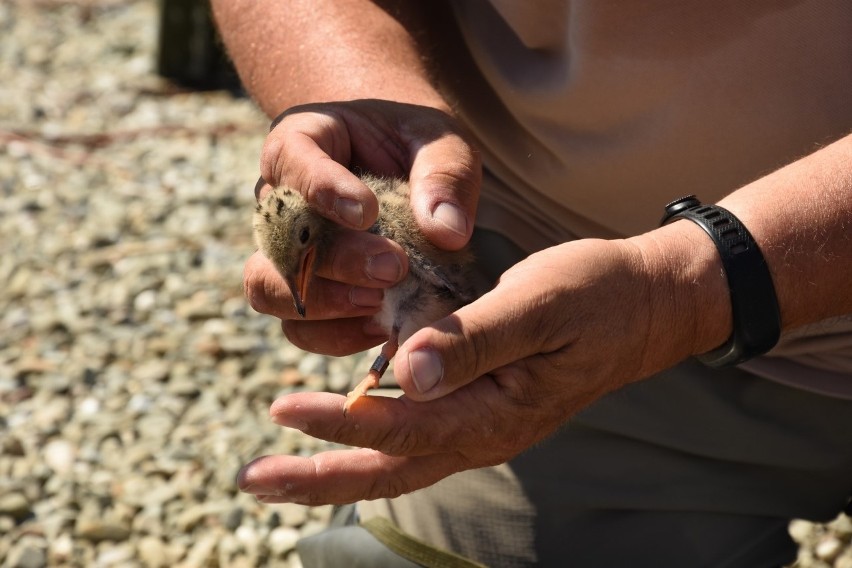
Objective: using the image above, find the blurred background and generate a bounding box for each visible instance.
[0,1,848,567]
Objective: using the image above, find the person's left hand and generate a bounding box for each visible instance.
[238,229,729,505]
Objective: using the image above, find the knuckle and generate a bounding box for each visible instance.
[375,426,419,457]
[260,131,287,187]
[367,474,409,500]
[243,261,270,314]
[458,319,491,380]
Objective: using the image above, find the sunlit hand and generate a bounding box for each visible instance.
[244,100,481,356]
[238,230,728,505]
[244,100,481,355]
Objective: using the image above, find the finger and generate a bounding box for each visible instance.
[267,382,523,458]
[243,251,383,320]
[282,317,386,356]
[407,130,481,251]
[317,229,409,288]
[261,111,379,230]
[394,280,554,400]
[237,449,468,505]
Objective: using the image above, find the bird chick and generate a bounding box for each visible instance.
[254,174,479,414]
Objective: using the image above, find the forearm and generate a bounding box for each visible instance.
[210,0,448,117]
[634,132,852,370]
[718,133,852,332]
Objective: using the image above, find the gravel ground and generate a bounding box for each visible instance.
[0,1,849,567]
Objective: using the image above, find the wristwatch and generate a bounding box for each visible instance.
[661,195,781,367]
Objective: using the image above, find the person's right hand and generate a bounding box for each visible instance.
[244,100,482,357]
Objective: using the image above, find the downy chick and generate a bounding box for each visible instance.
[254,174,479,414]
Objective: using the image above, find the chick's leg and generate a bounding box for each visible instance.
[343,327,399,415]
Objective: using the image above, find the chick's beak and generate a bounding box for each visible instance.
[287,246,315,319]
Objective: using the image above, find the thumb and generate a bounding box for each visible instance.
[394,280,547,401]
[407,133,481,251]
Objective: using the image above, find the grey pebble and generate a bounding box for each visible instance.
[76,518,132,543]
[0,492,32,521]
[6,539,47,568]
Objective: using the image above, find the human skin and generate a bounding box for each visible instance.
[211,0,852,505]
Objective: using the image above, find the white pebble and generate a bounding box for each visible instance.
[815,535,842,561]
[788,519,813,543]
[134,289,158,312]
[77,396,101,417]
[43,439,76,474]
[235,524,260,549]
[267,526,300,556]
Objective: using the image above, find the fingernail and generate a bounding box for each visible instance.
[335,198,364,227]
[349,286,383,307]
[408,349,443,393]
[366,252,403,283]
[432,202,468,238]
[271,413,308,432]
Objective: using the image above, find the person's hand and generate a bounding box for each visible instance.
[237,228,731,505]
[244,99,481,356]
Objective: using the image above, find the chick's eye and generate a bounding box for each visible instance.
[298,227,310,245]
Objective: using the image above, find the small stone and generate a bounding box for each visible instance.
[815,535,842,561]
[76,518,131,542]
[217,335,261,356]
[42,439,76,474]
[131,359,171,383]
[327,369,352,393]
[277,503,309,527]
[137,536,169,568]
[0,492,31,521]
[266,511,281,529]
[6,540,47,568]
[829,514,852,536]
[224,506,244,531]
[836,553,852,568]
[182,531,221,568]
[77,396,101,418]
[176,291,222,321]
[297,353,328,377]
[48,533,73,564]
[234,524,260,550]
[0,516,16,534]
[194,335,223,357]
[309,505,334,524]
[174,501,232,533]
[134,289,158,312]
[96,544,135,566]
[127,393,154,415]
[789,519,813,543]
[166,377,201,398]
[201,318,238,336]
[268,526,300,556]
[136,412,177,441]
[221,296,248,318]
[280,368,305,387]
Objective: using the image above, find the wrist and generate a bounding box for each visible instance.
[661,197,781,366]
[625,220,733,372]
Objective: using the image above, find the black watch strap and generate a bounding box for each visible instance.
[661,196,781,367]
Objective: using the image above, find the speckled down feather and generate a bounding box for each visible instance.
[254,174,479,344]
